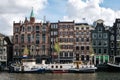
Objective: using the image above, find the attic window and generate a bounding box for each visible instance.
[98,27,102,32]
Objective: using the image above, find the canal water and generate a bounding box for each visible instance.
[0,72,120,80]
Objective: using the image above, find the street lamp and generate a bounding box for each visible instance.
[36,46,39,55]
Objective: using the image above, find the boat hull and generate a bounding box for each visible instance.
[69,68,96,73]
[9,69,45,73]
[107,63,120,72]
[45,69,69,73]
[9,67,45,73]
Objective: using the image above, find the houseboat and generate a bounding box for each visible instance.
[45,61,97,73]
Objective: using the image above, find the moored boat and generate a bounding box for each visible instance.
[9,59,45,73]
[44,61,97,73]
[107,63,120,72]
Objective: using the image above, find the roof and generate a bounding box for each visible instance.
[30,7,34,17]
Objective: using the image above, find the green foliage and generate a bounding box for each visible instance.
[90,42,95,57]
[23,46,29,56]
[54,42,60,53]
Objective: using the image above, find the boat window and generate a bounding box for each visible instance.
[60,66,62,68]
[56,66,58,68]
[51,66,54,68]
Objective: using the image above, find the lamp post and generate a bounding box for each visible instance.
[36,46,39,55]
[31,46,34,58]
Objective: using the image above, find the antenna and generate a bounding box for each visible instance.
[43,16,46,23]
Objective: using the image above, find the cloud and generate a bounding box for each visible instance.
[63,0,120,26]
[0,0,47,35]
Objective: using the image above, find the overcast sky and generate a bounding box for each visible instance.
[0,0,120,35]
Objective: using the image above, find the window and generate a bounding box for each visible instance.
[94,49,96,53]
[98,49,101,54]
[27,26,31,32]
[81,32,84,35]
[81,55,84,61]
[70,52,73,57]
[65,52,68,57]
[36,33,40,44]
[42,34,46,43]
[42,45,45,51]
[92,33,97,39]
[111,35,114,40]
[56,66,58,68]
[104,49,107,53]
[76,38,79,42]
[86,46,89,50]
[81,46,84,50]
[93,41,96,46]
[51,31,53,36]
[103,33,108,39]
[111,50,114,55]
[42,25,46,31]
[111,42,114,48]
[76,27,79,30]
[36,26,39,31]
[81,38,84,42]
[98,27,102,32]
[51,66,54,68]
[86,32,89,35]
[98,41,102,46]
[27,34,31,43]
[60,52,63,57]
[76,32,79,35]
[86,55,89,61]
[81,27,84,30]
[98,33,102,39]
[117,35,120,40]
[86,27,89,30]
[76,46,79,50]
[21,34,24,43]
[22,27,25,32]
[86,38,89,42]
[103,41,108,46]
[15,35,18,43]
[15,27,19,32]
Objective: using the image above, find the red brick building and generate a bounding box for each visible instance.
[13,9,50,62]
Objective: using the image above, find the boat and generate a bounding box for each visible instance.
[69,61,97,73]
[9,59,97,73]
[9,59,45,73]
[45,61,97,73]
[107,63,120,72]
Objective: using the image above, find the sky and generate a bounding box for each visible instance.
[0,0,120,35]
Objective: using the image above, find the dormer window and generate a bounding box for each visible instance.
[98,27,102,32]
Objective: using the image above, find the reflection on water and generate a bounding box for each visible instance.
[0,72,120,80]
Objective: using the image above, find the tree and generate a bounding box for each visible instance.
[54,42,60,53]
[54,42,60,62]
[89,42,95,64]
[23,46,29,57]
